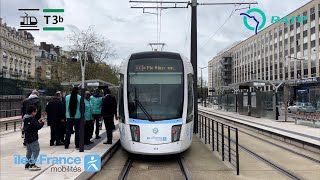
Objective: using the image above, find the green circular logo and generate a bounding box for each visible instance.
[242,8,267,32]
[152,128,159,134]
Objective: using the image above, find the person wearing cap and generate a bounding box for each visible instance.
[84,91,94,145]
[45,91,65,146]
[90,89,103,139]
[101,88,118,144]
[65,87,81,149]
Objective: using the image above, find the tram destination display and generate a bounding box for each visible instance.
[134,64,178,72]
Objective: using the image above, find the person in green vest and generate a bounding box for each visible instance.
[90,89,103,139]
[84,91,94,145]
[64,87,81,149]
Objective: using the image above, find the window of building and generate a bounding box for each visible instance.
[303,43,308,50]
[310,7,315,21]
[303,11,308,24]
[303,36,308,44]
[310,40,315,48]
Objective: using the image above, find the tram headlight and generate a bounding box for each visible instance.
[172,125,182,142]
[130,125,140,142]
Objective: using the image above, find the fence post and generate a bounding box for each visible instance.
[208,118,210,144]
[228,126,231,162]
[216,122,219,152]
[14,122,16,131]
[212,120,214,151]
[202,116,204,138]
[198,114,200,134]
[236,128,239,175]
[6,123,8,130]
[222,124,224,161]
[205,117,207,144]
[199,115,202,138]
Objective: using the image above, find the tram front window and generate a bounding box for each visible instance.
[128,58,184,121]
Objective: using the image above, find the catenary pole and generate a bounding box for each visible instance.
[191,0,198,134]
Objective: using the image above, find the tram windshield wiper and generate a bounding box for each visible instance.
[135,99,153,121]
[133,87,153,121]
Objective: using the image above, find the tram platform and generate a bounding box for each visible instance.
[199,106,320,152]
[0,121,120,180]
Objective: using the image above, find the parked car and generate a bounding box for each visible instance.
[288,102,316,113]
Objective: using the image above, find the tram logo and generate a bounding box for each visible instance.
[240,8,308,35]
[240,8,266,35]
[152,128,159,134]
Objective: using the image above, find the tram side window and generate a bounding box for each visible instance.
[187,74,194,118]
[119,74,125,123]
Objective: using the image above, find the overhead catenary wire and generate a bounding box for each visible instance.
[200,0,248,49]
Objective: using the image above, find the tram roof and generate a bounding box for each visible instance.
[129,51,182,60]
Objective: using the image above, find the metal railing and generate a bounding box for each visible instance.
[293,112,320,128]
[0,117,22,132]
[197,113,240,175]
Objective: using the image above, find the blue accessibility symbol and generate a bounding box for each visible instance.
[84,154,101,172]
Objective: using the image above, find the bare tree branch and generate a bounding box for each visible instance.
[68,26,116,63]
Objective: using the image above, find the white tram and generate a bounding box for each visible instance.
[118,51,194,155]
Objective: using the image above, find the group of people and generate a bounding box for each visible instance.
[20,87,118,171]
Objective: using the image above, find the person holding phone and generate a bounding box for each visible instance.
[23,105,44,171]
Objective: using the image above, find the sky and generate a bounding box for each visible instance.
[0,0,312,81]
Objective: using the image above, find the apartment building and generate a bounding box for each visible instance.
[0,18,35,80]
[209,0,320,96]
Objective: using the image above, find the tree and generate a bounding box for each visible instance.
[68,26,116,63]
[64,26,119,85]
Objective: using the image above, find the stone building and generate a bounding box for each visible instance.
[0,18,35,80]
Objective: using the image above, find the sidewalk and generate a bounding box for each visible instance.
[199,106,320,149]
[0,121,119,180]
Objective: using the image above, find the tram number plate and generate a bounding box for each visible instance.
[154,147,158,150]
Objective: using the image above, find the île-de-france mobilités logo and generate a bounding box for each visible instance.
[240,8,267,35]
[84,154,101,172]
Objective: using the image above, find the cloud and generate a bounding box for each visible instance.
[0,0,312,81]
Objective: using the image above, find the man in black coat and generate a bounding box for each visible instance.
[23,90,42,121]
[46,91,65,146]
[21,90,42,146]
[101,88,118,144]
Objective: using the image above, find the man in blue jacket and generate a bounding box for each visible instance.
[90,89,103,139]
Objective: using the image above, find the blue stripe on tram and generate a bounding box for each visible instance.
[128,118,182,124]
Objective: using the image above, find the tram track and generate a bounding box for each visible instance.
[118,155,192,180]
[199,109,320,180]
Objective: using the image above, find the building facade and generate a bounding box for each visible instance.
[209,0,320,96]
[0,18,35,80]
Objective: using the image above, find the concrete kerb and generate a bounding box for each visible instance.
[75,140,121,180]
